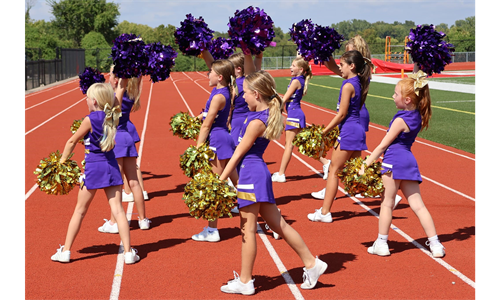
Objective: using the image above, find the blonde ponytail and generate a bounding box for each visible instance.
[244,71,285,141]
[127,77,142,112]
[87,83,121,152]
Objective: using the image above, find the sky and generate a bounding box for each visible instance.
[27,0,476,33]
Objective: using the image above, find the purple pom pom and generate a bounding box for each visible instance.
[289,20,344,64]
[227,6,275,55]
[110,33,148,78]
[144,42,178,83]
[174,14,214,57]
[406,24,454,75]
[78,67,105,94]
[208,37,235,60]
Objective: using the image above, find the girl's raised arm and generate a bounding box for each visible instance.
[115,78,129,106]
[324,55,341,76]
[201,50,215,69]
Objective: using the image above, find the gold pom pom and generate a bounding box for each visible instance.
[33,150,81,195]
[182,170,237,221]
[169,112,202,140]
[337,156,384,197]
[179,143,214,178]
[70,118,85,144]
[292,124,339,160]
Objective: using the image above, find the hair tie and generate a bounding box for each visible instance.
[407,70,429,96]
[103,103,122,124]
[270,94,278,100]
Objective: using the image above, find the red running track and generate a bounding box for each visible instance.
[25,71,475,299]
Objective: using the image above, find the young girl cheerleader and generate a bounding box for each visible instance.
[218,70,327,295]
[98,73,151,233]
[108,65,148,203]
[271,57,312,183]
[191,51,239,242]
[360,71,445,257]
[312,35,372,195]
[51,82,140,264]
[307,50,370,223]
[97,66,150,233]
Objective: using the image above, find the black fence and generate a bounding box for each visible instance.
[25,48,85,91]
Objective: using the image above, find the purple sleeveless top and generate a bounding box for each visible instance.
[118,91,134,130]
[382,110,422,182]
[285,75,305,112]
[232,77,248,117]
[83,111,116,162]
[386,110,422,151]
[202,86,231,130]
[238,109,270,159]
[335,75,367,151]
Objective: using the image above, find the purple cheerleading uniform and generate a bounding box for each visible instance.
[230,76,249,146]
[236,109,275,208]
[82,111,123,190]
[381,110,422,183]
[285,75,306,130]
[336,76,367,151]
[114,92,138,158]
[360,103,370,132]
[127,120,140,143]
[202,86,235,160]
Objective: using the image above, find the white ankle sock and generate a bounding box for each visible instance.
[377,234,389,244]
[208,227,218,232]
[427,235,440,246]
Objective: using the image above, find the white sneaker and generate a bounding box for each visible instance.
[271,172,286,183]
[192,227,220,242]
[367,240,390,256]
[51,245,71,263]
[143,191,149,201]
[311,188,326,200]
[426,241,445,258]
[264,223,281,240]
[138,217,151,230]
[307,209,333,223]
[322,160,331,180]
[301,257,328,289]
[98,219,119,234]
[124,248,140,264]
[221,271,255,295]
[122,190,134,202]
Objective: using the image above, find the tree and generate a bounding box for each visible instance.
[81,31,111,71]
[47,0,120,46]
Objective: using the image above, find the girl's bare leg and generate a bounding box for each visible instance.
[63,186,96,251]
[278,129,300,175]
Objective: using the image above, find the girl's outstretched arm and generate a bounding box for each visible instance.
[360,117,407,174]
[244,54,257,75]
[220,119,266,181]
[323,82,353,133]
[254,52,263,71]
[60,117,91,163]
[282,79,301,103]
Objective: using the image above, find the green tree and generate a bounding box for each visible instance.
[47,0,120,46]
[447,16,475,51]
[81,31,111,71]
[25,19,74,60]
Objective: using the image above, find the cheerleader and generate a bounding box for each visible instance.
[360,71,445,257]
[271,57,312,183]
[218,70,327,295]
[51,83,139,264]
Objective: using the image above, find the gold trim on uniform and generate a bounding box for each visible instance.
[286,121,300,128]
[237,191,257,202]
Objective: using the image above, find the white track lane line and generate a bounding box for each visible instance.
[25,78,80,97]
[25,87,80,111]
[110,81,154,300]
[173,73,305,300]
[25,97,86,135]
